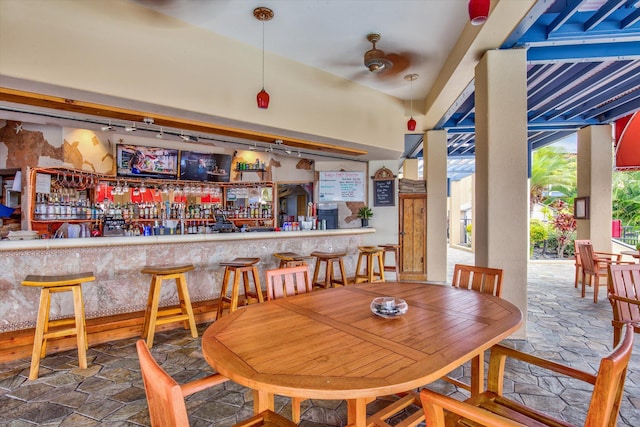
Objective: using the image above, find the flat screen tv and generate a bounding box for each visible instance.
[179,151,231,182]
[117,144,179,179]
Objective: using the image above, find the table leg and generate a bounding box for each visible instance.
[470,353,484,397]
[252,389,274,416]
[346,398,368,427]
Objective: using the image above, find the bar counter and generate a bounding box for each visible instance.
[0,228,374,338]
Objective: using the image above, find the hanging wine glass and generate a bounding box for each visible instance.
[122,181,130,193]
[139,181,146,193]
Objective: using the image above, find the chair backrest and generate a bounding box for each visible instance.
[574,239,591,267]
[266,265,312,300]
[136,340,190,427]
[578,242,597,274]
[608,263,640,324]
[586,324,634,426]
[451,264,503,297]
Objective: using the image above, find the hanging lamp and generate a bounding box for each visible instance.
[405,73,418,131]
[468,0,489,26]
[254,7,274,109]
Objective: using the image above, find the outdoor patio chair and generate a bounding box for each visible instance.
[419,323,634,427]
[136,339,297,427]
[578,243,628,303]
[265,265,313,300]
[608,263,640,346]
[574,239,620,288]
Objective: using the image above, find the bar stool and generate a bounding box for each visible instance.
[379,243,401,279]
[354,246,385,284]
[273,252,308,268]
[22,272,95,380]
[217,258,264,318]
[140,264,198,348]
[310,251,348,288]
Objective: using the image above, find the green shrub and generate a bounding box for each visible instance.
[530,219,548,248]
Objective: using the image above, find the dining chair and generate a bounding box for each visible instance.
[265,265,312,300]
[608,263,640,346]
[136,340,297,427]
[451,263,503,297]
[573,239,591,288]
[264,265,313,422]
[419,323,634,427]
[578,243,626,303]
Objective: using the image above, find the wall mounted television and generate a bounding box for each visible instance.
[116,144,179,179]
[179,151,231,182]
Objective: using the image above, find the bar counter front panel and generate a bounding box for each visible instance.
[0,229,374,334]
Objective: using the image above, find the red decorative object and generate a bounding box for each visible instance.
[407,117,416,131]
[469,0,489,26]
[257,89,270,109]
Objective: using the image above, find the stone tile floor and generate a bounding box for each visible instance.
[1,247,639,426]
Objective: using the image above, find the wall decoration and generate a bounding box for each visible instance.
[372,166,396,207]
[574,196,590,220]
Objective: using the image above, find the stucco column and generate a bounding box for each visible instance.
[475,49,529,338]
[576,125,613,251]
[425,130,448,283]
[402,159,419,180]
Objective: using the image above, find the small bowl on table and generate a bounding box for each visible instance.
[370,296,408,319]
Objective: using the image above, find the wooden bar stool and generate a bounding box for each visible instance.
[379,243,401,279]
[217,258,264,318]
[140,264,197,348]
[273,252,308,268]
[22,272,95,380]
[310,251,348,288]
[354,246,385,284]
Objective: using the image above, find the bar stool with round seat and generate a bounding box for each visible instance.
[354,246,386,284]
[22,271,95,380]
[273,252,309,268]
[310,251,348,288]
[216,257,264,318]
[140,264,198,348]
[379,243,401,279]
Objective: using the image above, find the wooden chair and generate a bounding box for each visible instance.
[608,263,640,346]
[264,265,312,422]
[573,239,591,288]
[451,264,503,297]
[265,265,312,300]
[419,324,634,427]
[136,340,295,427]
[578,243,626,303]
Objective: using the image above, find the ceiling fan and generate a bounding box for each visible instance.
[363,33,409,76]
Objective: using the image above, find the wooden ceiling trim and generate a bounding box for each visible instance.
[0,87,367,157]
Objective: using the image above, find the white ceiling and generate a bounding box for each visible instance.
[132,0,470,101]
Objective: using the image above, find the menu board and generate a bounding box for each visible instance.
[374,179,395,206]
[318,171,365,202]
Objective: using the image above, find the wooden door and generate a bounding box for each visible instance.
[399,194,427,281]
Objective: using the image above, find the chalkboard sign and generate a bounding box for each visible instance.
[318,171,365,202]
[374,179,395,206]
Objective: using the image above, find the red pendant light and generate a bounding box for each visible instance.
[254,7,274,109]
[469,0,489,26]
[405,73,419,132]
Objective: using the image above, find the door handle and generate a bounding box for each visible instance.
[399,231,405,236]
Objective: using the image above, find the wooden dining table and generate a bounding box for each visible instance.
[201,281,522,427]
[621,250,640,262]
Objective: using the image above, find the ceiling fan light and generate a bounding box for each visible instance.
[407,117,417,131]
[469,0,489,26]
[257,88,270,109]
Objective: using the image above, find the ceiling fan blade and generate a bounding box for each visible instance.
[382,53,411,77]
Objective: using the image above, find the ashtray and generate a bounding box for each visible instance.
[370,297,408,319]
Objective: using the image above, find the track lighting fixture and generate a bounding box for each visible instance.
[156,127,163,138]
[101,121,114,131]
[124,122,137,132]
[297,150,302,158]
[284,149,292,155]
[249,142,258,151]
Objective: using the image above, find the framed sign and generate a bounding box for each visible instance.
[372,167,396,207]
[574,196,590,219]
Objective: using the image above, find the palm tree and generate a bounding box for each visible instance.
[530,146,576,212]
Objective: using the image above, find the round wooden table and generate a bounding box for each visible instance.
[621,250,640,262]
[202,282,522,427]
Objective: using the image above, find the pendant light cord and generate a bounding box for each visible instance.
[410,78,414,117]
[261,20,265,90]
